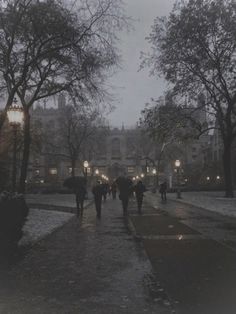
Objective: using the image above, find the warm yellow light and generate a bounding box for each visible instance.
[175,159,181,168]
[152,169,157,175]
[216,176,220,180]
[7,99,24,126]
[206,176,210,181]
[95,169,99,175]
[141,173,144,178]
[83,160,89,168]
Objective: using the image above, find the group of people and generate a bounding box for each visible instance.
[75,181,118,219]
[74,178,168,219]
[92,179,147,218]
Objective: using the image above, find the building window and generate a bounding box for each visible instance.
[127,166,135,173]
[49,168,57,175]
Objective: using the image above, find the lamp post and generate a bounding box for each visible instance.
[152,168,157,192]
[83,160,89,178]
[83,160,89,199]
[7,98,24,192]
[175,159,181,199]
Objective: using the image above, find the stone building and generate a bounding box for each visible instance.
[19,91,216,191]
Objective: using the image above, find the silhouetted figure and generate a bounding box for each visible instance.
[133,180,147,214]
[92,181,103,218]
[75,185,87,217]
[111,182,117,200]
[159,182,167,202]
[116,177,133,216]
[101,183,109,201]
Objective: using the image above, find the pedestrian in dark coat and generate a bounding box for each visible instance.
[133,181,147,214]
[159,182,167,202]
[101,183,109,201]
[116,177,133,216]
[92,181,103,219]
[75,184,87,217]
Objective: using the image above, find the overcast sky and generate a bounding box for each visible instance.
[108,0,175,128]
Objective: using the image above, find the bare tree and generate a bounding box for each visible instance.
[43,98,108,177]
[142,0,236,197]
[0,0,129,192]
[139,96,189,182]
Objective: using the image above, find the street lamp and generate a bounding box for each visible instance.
[83,160,89,177]
[175,159,181,199]
[95,169,99,176]
[152,168,157,192]
[7,98,24,192]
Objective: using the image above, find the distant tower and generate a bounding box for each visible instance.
[58,94,66,110]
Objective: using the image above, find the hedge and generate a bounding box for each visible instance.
[0,192,29,254]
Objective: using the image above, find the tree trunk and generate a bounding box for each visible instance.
[18,109,31,194]
[223,139,234,198]
[0,110,7,134]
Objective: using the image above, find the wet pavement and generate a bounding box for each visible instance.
[0,198,173,314]
[129,195,236,314]
[2,194,236,313]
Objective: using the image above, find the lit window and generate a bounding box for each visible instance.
[49,168,57,175]
[127,167,134,173]
[35,169,40,175]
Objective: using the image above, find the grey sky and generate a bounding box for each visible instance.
[108,0,175,128]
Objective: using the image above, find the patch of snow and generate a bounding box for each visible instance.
[25,194,77,208]
[167,192,236,218]
[19,208,74,247]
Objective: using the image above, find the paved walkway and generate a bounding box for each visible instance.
[129,194,236,314]
[0,198,172,314]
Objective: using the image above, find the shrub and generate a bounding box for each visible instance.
[0,192,29,254]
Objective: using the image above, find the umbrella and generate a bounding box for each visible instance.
[116,176,133,191]
[63,176,86,189]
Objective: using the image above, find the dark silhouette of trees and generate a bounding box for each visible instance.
[0,0,128,192]
[142,0,236,197]
[46,98,107,177]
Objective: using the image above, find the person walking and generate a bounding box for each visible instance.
[116,177,133,216]
[159,181,167,202]
[75,184,87,218]
[101,183,109,202]
[133,180,147,214]
[92,180,103,219]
